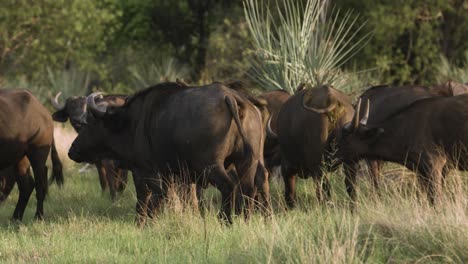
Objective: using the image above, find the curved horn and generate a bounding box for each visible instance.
[295,83,306,94]
[302,99,337,113]
[301,90,337,114]
[266,115,278,138]
[352,98,362,129]
[360,99,370,125]
[86,92,106,117]
[50,92,64,110]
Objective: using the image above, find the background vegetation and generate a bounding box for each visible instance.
[1,0,467,100]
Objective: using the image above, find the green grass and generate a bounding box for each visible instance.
[0,164,466,263]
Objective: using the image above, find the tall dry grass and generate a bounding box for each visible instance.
[0,159,465,263]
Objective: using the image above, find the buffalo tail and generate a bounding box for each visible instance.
[224,95,254,167]
[49,138,64,186]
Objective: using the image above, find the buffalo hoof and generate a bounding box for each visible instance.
[217,212,233,226]
[135,215,147,228]
[285,199,296,209]
[34,213,44,221]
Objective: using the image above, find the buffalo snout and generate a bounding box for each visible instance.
[68,144,83,162]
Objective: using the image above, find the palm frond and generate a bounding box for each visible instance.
[244,0,370,93]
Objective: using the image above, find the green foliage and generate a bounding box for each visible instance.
[0,0,121,82]
[128,57,190,90]
[0,76,49,104]
[203,10,253,83]
[47,67,91,98]
[244,0,370,93]
[335,0,468,85]
[1,0,466,95]
[436,51,468,83]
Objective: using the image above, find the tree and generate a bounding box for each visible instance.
[0,0,121,82]
[334,0,468,85]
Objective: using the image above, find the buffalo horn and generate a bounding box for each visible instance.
[87,92,106,117]
[50,92,65,110]
[302,100,337,113]
[352,98,362,129]
[360,99,370,125]
[266,115,278,138]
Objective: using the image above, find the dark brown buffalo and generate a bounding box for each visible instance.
[270,84,356,207]
[355,84,468,190]
[68,82,269,225]
[339,93,468,204]
[0,89,63,220]
[258,90,290,173]
[51,92,129,199]
[222,81,290,173]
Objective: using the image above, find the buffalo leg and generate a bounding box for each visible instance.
[132,171,151,226]
[118,169,129,192]
[94,160,108,191]
[236,157,261,221]
[254,162,272,217]
[208,165,235,225]
[343,161,359,206]
[417,156,445,206]
[281,164,297,209]
[195,184,205,216]
[27,148,49,220]
[148,185,167,218]
[12,159,35,220]
[103,160,119,200]
[1,169,16,203]
[238,174,256,221]
[367,159,383,193]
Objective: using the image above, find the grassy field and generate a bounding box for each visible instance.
[1,94,465,263]
[0,159,466,263]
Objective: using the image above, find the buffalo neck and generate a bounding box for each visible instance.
[362,108,427,166]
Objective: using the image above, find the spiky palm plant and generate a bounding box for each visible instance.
[47,67,91,98]
[128,57,190,90]
[244,0,370,93]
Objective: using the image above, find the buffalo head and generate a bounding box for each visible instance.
[338,98,384,161]
[68,92,127,163]
[51,92,88,131]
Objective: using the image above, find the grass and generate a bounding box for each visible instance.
[0,160,466,263]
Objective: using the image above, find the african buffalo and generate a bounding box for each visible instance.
[259,90,290,173]
[51,92,129,199]
[339,93,468,204]
[0,89,63,220]
[222,81,290,174]
[68,82,269,225]
[356,83,468,190]
[269,84,357,207]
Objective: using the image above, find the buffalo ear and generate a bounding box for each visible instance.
[52,110,69,122]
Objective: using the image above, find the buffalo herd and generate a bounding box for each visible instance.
[0,80,467,224]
